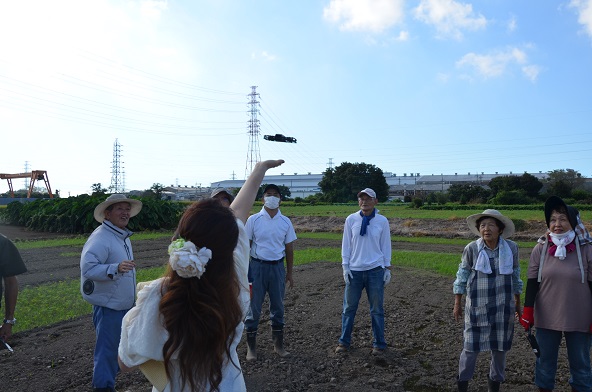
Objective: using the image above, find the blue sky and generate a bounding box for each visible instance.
[1,0,591,196]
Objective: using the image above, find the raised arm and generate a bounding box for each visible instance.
[230,159,285,224]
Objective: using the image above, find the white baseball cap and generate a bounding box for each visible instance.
[357,188,376,199]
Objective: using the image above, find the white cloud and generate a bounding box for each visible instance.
[412,0,487,40]
[437,72,451,82]
[140,0,168,21]
[569,0,592,39]
[396,30,410,41]
[456,47,540,82]
[323,0,405,33]
[521,65,541,82]
[507,14,517,33]
[251,51,278,61]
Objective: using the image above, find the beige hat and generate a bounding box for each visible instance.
[210,187,234,202]
[93,194,143,223]
[466,209,515,238]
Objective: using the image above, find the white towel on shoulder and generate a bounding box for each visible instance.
[474,238,513,275]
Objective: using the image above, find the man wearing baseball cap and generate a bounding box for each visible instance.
[80,194,142,392]
[336,188,392,356]
[244,183,297,361]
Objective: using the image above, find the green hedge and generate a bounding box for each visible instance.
[0,195,185,234]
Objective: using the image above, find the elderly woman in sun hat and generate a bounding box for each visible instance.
[80,193,143,391]
[520,196,592,392]
[453,209,522,392]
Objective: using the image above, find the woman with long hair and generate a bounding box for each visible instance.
[118,159,284,391]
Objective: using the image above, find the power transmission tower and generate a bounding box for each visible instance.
[327,158,334,170]
[23,160,30,189]
[109,138,125,193]
[245,86,261,179]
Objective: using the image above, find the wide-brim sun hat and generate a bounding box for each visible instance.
[466,209,515,238]
[544,195,578,229]
[94,194,143,223]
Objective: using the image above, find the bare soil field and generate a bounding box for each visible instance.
[0,217,578,392]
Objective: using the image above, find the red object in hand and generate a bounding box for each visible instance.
[520,306,534,331]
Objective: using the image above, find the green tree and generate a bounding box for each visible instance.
[545,169,585,198]
[150,183,166,200]
[319,162,389,202]
[490,190,533,205]
[489,173,542,198]
[519,173,544,198]
[91,183,107,196]
[447,184,490,204]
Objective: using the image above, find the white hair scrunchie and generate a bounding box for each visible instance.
[168,239,212,278]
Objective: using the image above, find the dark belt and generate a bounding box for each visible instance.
[251,257,283,265]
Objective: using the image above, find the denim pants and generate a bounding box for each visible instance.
[535,327,592,392]
[339,266,386,349]
[92,305,128,389]
[245,258,286,332]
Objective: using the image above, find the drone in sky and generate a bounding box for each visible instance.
[263,134,297,143]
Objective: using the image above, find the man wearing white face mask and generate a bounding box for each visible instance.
[244,184,297,361]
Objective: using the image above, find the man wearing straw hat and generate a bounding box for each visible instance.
[80,194,142,392]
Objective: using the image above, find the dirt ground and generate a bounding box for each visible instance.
[0,217,579,392]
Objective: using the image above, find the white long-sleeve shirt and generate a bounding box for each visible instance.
[341,210,392,271]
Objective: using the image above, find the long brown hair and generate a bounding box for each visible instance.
[159,199,241,391]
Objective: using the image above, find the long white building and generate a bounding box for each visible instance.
[207,171,550,199]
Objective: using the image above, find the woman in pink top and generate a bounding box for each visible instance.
[520,196,592,392]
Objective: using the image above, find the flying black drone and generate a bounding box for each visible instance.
[263,134,297,143]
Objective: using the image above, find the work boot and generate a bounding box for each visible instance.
[457,376,468,392]
[271,327,290,357]
[246,331,257,361]
[488,377,500,392]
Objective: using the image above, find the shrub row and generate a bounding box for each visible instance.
[421,204,534,211]
[0,195,185,234]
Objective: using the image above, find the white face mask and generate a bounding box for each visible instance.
[264,195,280,209]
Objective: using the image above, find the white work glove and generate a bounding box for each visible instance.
[383,268,391,286]
[343,266,353,285]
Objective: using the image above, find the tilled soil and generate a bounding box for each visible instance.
[0,219,578,391]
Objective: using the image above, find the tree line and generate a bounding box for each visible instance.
[2,165,589,207]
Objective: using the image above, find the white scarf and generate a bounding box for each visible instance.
[474,238,513,275]
[549,230,576,260]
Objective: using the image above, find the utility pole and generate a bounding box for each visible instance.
[245,86,261,179]
[109,138,125,193]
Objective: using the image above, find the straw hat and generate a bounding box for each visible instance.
[466,209,515,238]
[93,194,142,223]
